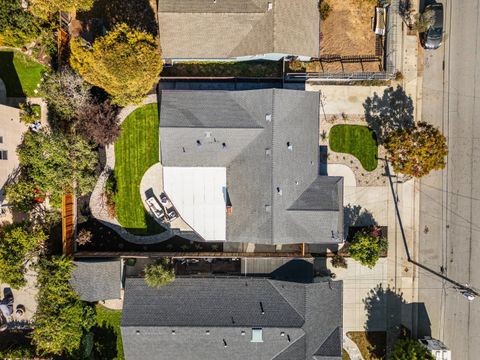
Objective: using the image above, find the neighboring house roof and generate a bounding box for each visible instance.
[159,89,344,244]
[121,277,342,360]
[70,258,121,302]
[0,104,24,204]
[158,0,320,58]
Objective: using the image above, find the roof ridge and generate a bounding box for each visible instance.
[271,333,306,360]
[270,89,277,243]
[267,279,306,321]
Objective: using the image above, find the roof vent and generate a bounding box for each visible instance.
[287,334,291,342]
[280,332,285,337]
[251,328,263,343]
[295,181,299,186]
[265,113,272,122]
[136,330,140,335]
[205,131,211,138]
[182,147,186,153]
[267,2,273,11]
[276,187,282,195]
[260,301,265,314]
[265,205,271,213]
[172,330,176,335]
[223,339,228,347]
[241,330,246,336]
[206,330,210,335]
[222,142,226,148]
[196,140,201,146]
[287,142,293,150]
[265,148,271,156]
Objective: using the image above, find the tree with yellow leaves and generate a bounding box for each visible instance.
[70,23,163,106]
[29,0,93,19]
[385,122,448,178]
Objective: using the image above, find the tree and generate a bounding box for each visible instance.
[0,222,47,289]
[40,68,92,122]
[413,8,436,33]
[144,258,175,288]
[391,339,434,360]
[0,0,44,47]
[385,122,448,178]
[348,228,387,268]
[32,256,95,356]
[76,100,120,145]
[14,131,97,208]
[4,179,42,213]
[29,0,93,20]
[70,23,163,106]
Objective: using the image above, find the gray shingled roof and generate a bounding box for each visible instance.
[158,0,320,58]
[121,277,342,360]
[70,258,121,302]
[159,89,344,244]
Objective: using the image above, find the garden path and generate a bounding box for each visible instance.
[343,334,365,360]
[89,95,180,244]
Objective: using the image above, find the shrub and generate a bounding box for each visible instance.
[76,100,120,146]
[348,228,387,268]
[289,60,306,72]
[0,222,47,289]
[319,0,332,21]
[76,229,92,246]
[391,338,434,360]
[104,173,117,217]
[331,254,348,269]
[413,9,436,33]
[32,256,96,356]
[144,258,175,288]
[19,102,41,124]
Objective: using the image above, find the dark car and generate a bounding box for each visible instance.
[422,3,444,50]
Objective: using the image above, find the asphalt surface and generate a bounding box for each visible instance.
[418,0,480,358]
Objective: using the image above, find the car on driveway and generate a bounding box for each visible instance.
[422,3,444,50]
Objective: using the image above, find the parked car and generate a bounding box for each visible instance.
[422,3,444,50]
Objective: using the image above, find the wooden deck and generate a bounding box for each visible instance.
[62,194,75,255]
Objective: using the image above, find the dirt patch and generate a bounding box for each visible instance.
[321,0,378,56]
[319,0,381,72]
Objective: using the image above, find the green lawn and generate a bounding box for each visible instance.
[92,305,124,360]
[329,125,378,171]
[0,50,46,97]
[114,103,164,235]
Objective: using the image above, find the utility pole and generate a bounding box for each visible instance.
[384,160,478,298]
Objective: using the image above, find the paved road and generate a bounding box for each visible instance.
[418,0,480,358]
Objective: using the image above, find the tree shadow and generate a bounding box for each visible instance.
[363,284,432,356]
[0,52,26,98]
[363,284,398,358]
[363,85,414,143]
[92,321,118,359]
[78,0,158,36]
[343,204,377,235]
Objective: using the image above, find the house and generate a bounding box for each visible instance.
[70,258,122,302]
[159,89,344,244]
[121,277,343,360]
[0,102,24,206]
[157,0,320,61]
